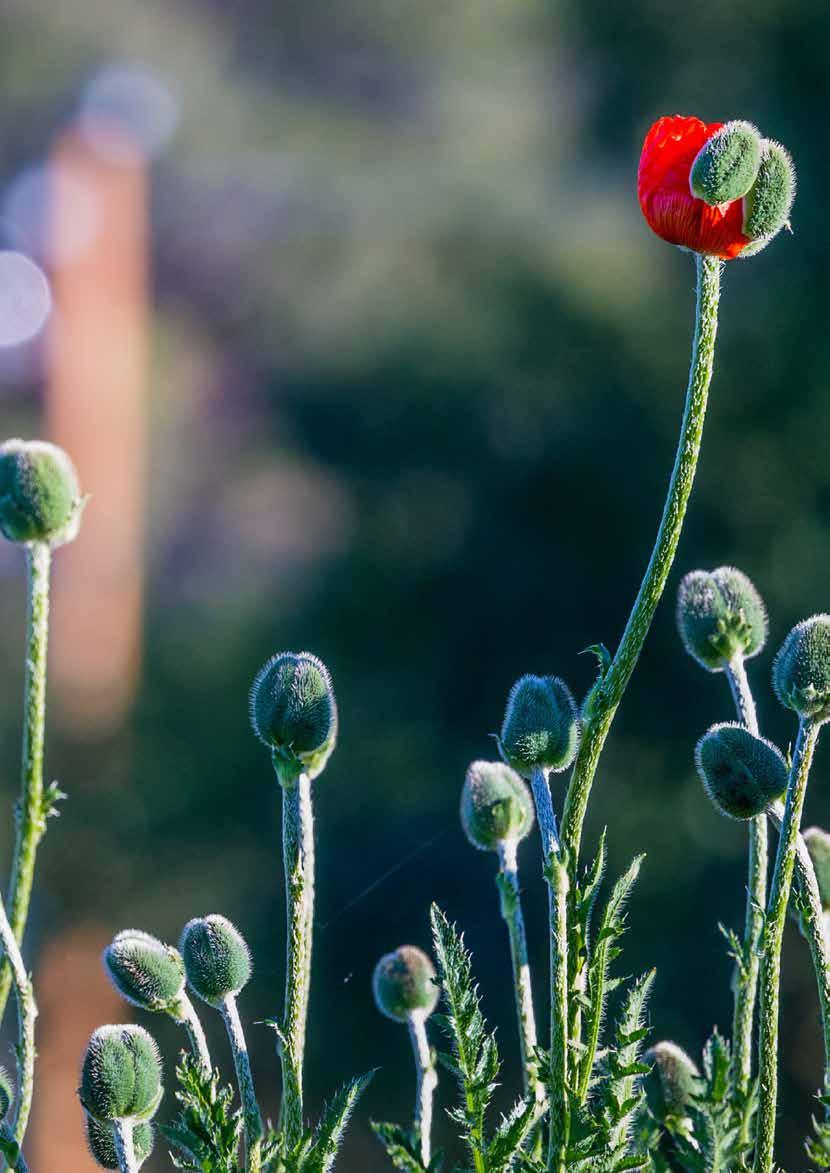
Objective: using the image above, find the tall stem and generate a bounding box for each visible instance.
[407,1010,437,1167]
[725,656,768,1108]
[0,543,52,1024]
[221,994,263,1172]
[111,1120,138,1173]
[561,254,722,868]
[174,992,212,1072]
[278,766,315,1147]
[0,890,36,1150]
[753,719,820,1173]
[530,767,569,1171]
[496,838,540,1101]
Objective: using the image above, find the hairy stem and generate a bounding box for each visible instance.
[221,994,263,1172]
[407,1010,437,1167]
[753,719,820,1173]
[0,891,36,1151]
[530,767,569,1171]
[112,1119,138,1173]
[0,1129,28,1173]
[725,656,768,1110]
[496,838,540,1102]
[278,766,315,1147]
[174,992,212,1072]
[561,254,722,868]
[0,544,51,1024]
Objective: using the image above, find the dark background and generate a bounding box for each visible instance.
[0,0,828,1168]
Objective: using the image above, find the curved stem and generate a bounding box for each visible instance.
[407,1010,437,1167]
[0,543,52,1025]
[725,657,768,1109]
[0,1128,28,1173]
[496,838,540,1102]
[174,992,212,1072]
[112,1119,138,1173]
[221,994,263,1172]
[277,765,315,1148]
[561,254,722,868]
[0,891,36,1150]
[753,719,820,1173]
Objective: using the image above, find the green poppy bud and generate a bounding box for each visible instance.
[249,651,338,779]
[676,567,767,672]
[0,1069,13,1121]
[372,945,439,1023]
[180,915,252,1007]
[460,760,534,852]
[695,723,788,820]
[690,120,761,206]
[0,438,82,546]
[644,1041,699,1120]
[85,1114,155,1169]
[773,616,830,724]
[103,930,186,1014]
[79,1025,163,1123]
[803,827,830,911]
[499,674,579,777]
[742,139,795,250]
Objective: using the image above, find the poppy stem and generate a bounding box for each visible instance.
[496,837,541,1103]
[406,1009,437,1167]
[561,253,722,868]
[111,1120,139,1173]
[0,889,36,1156]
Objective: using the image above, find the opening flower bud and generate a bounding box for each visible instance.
[103,930,186,1014]
[460,760,534,852]
[742,139,795,248]
[695,723,788,819]
[249,651,338,778]
[0,438,82,546]
[79,1025,163,1123]
[690,120,761,206]
[803,827,830,911]
[773,615,830,723]
[0,1069,12,1122]
[180,914,252,1007]
[644,1041,699,1120]
[499,674,579,777]
[676,567,767,672]
[372,945,439,1023]
[85,1114,155,1170]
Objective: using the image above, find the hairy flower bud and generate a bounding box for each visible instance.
[79,1025,163,1123]
[742,139,796,251]
[690,120,761,206]
[499,674,579,777]
[676,567,767,672]
[104,930,186,1014]
[180,915,252,1007]
[644,1041,699,1120]
[460,760,534,852]
[0,438,82,546]
[695,723,788,819]
[250,651,338,779]
[803,827,830,911]
[0,1069,12,1121]
[85,1114,155,1169]
[773,616,830,723]
[372,945,439,1023]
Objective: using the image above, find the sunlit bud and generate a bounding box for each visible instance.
[79,1025,162,1123]
[372,945,439,1023]
[803,828,830,911]
[644,1041,700,1120]
[773,615,830,723]
[180,915,252,1007]
[695,723,788,819]
[103,930,186,1014]
[85,1114,155,1169]
[742,139,796,251]
[0,439,83,546]
[676,567,767,672]
[249,651,338,779]
[460,760,534,852]
[690,121,761,206]
[499,674,579,777]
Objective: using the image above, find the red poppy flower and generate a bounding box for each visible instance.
[638,115,751,260]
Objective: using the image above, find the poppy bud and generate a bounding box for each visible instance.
[85,1114,155,1170]
[773,616,830,724]
[803,828,830,911]
[79,1025,163,1123]
[103,930,186,1015]
[690,121,761,206]
[695,723,788,820]
[676,567,767,672]
[372,945,439,1023]
[742,139,796,251]
[644,1041,699,1120]
[249,651,338,779]
[499,674,579,777]
[180,915,252,1008]
[460,761,534,852]
[0,1069,12,1121]
[0,438,82,546]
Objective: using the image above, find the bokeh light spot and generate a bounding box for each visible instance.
[0,252,51,348]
